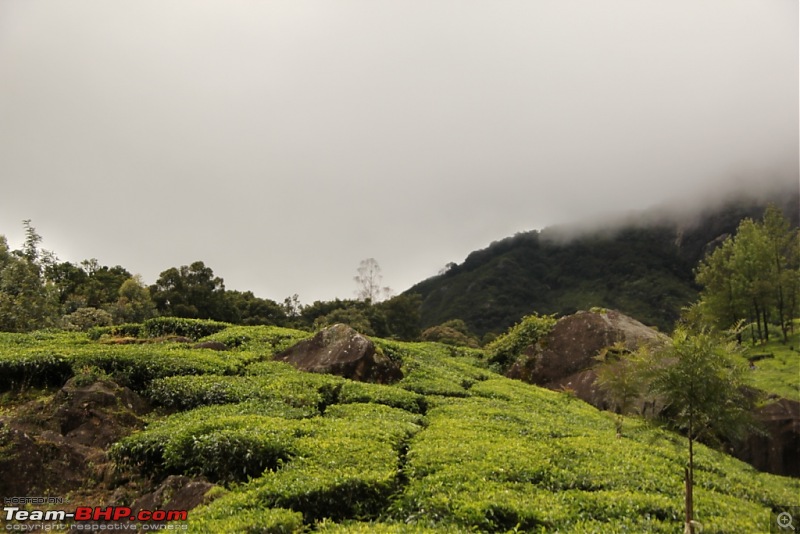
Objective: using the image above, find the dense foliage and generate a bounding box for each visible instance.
[486,313,557,372]
[406,196,799,335]
[696,206,800,343]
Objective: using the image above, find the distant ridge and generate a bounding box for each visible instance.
[405,185,800,335]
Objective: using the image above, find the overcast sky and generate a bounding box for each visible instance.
[1,1,797,304]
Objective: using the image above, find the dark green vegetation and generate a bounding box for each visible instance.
[3,191,797,344]
[696,206,800,344]
[407,194,800,336]
[1,320,797,532]
[0,224,424,340]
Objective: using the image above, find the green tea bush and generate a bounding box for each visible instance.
[111,408,314,483]
[315,521,457,533]
[201,325,311,353]
[338,381,427,414]
[187,506,304,533]
[146,373,334,410]
[396,342,489,397]
[141,317,230,340]
[486,313,557,371]
[391,380,800,533]
[198,404,422,524]
[70,345,237,392]
[87,323,143,340]
[0,352,73,391]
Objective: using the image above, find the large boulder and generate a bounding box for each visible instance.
[274,324,403,383]
[732,397,800,477]
[507,309,667,409]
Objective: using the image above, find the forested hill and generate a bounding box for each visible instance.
[406,190,800,336]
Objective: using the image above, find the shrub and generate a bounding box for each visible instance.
[0,352,73,391]
[62,307,113,331]
[420,324,480,348]
[141,317,230,340]
[111,409,313,483]
[194,404,422,525]
[338,381,427,414]
[187,507,304,533]
[70,345,237,392]
[486,313,556,371]
[146,374,334,411]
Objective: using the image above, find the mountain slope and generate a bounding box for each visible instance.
[406,189,800,335]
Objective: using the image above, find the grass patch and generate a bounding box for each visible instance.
[740,326,800,401]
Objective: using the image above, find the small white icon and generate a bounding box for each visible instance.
[777,512,795,531]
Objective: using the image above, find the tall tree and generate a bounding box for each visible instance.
[354,258,391,303]
[762,205,800,340]
[150,261,229,320]
[0,228,58,332]
[109,275,158,324]
[696,206,800,343]
[641,326,755,534]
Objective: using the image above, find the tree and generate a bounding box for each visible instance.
[376,293,422,341]
[354,258,392,303]
[73,260,132,309]
[594,342,650,436]
[150,261,229,320]
[62,307,113,331]
[46,261,89,311]
[762,205,800,340]
[420,319,481,347]
[0,226,59,332]
[109,276,158,324]
[224,290,286,326]
[640,326,755,534]
[696,206,800,343]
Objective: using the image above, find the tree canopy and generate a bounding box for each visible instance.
[696,205,799,343]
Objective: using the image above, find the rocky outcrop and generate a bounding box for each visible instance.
[0,377,149,497]
[733,397,800,477]
[274,324,403,383]
[507,309,667,405]
[505,309,800,477]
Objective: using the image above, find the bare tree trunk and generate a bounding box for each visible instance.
[685,413,695,534]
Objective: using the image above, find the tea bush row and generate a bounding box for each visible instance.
[393,341,490,397]
[140,317,231,340]
[87,323,143,340]
[186,506,303,533]
[148,363,429,414]
[0,329,243,392]
[192,404,422,524]
[69,344,239,392]
[146,373,333,411]
[390,383,800,532]
[201,325,312,353]
[0,352,74,391]
[111,404,315,483]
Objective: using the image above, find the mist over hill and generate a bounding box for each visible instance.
[406,183,800,336]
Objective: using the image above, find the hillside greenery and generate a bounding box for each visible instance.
[2,193,797,343]
[1,320,798,532]
[407,195,799,336]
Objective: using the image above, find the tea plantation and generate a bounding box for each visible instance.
[1,319,798,533]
